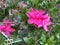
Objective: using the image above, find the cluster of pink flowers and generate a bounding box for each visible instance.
[0,19,14,36]
[26,8,51,31]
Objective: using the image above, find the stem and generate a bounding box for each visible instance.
[0,31,9,39]
[8,39,22,44]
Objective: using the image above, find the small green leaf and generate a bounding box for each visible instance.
[23,37,33,45]
[41,34,46,42]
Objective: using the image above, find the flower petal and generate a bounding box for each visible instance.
[30,7,37,12]
[28,19,34,24]
[42,21,48,31]
[39,9,45,15]
[3,19,9,23]
[5,31,11,36]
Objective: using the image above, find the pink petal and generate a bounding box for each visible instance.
[43,25,48,31]
[39,9,45,15]
[43,13,48,18]
[42,21,48,31]
[26,12,36,18]
[38,25,42,28]
[38,23,42,28]
[36,14,41,19]
[28,19,34,24]
[5,31,11,36]
[3,19,9,23]
[33,19,42,28]
[26,8,38,19]
[26,12,31,18]
[43,13,50,19]
[0,25,5,31]
[36,20,42,28]
[44,20,51,26]
[33,20,38,25]
[7,28,14,32]
[34,24,38,28]
[34,23,42,28]
[30,7,37,12]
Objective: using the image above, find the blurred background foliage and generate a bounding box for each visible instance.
[0,0,60,45]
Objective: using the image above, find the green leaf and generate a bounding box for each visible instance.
[48,35,54,41]
[47,35,56,45]
[41,34,46,42]
[0,34,5,45]
[23,37,33,45]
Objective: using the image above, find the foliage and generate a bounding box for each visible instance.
[0,0,60,45]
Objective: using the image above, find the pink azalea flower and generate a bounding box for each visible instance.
[26,8,51,31]
[0,19,14,36]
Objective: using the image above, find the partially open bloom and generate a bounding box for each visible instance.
[26,8,51,31]
[0,19,14,36]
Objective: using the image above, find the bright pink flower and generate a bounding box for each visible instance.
[0,19,14,36]
[26,8,51,31]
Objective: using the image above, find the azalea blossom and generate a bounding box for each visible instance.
[26,8,51,31]
[0,19,14,36]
